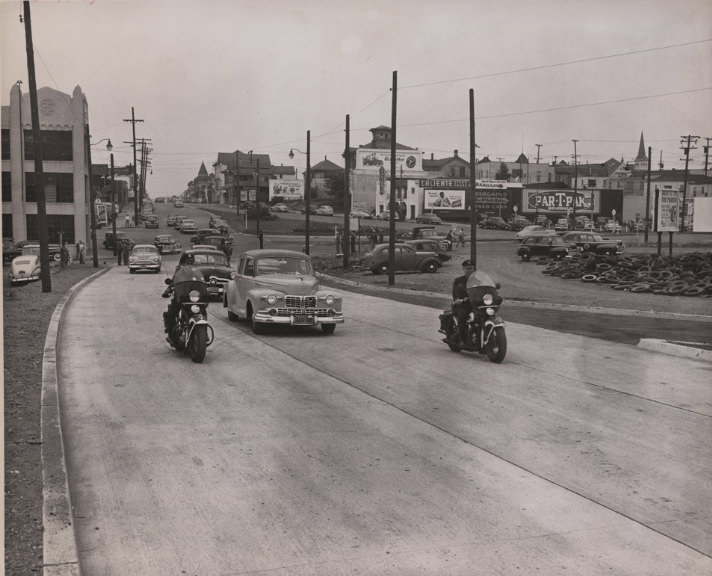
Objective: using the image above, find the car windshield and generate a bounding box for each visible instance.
[466,270,497,288]
[192,253,229,266]
[133,246,156,254]
[256,256,312,275]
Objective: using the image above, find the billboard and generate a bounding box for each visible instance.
[424,189,465,209]
[526,190,595,213]
[269,179,303,201]
[420,179,511,211]
[356,149,422,173]
[655,187,680,232]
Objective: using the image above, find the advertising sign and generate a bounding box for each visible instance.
[526,190,594,213]
[420,179,510,211]
[357,149,421,173]
[424,189,465,209]
[269,179,303,200]
[655,187,680,232]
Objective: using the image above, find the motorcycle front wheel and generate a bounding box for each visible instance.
[189,325,207,363]
[484,326,507,363]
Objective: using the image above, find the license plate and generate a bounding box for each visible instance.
[293,314,314,325]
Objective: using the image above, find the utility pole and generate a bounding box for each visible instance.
[645,146,652,243]
[469,89,477,268]
[704,137,710,176]
[235,150,241,216]
[535,144,542,164]
[23,1,51,292]
[680,135,699,231]
[572,140,579,223]
[85,124,100,267]
[388,70,397,287]
[123,107,143,226]
[658,150,664,171]
[256,158,262,248]
[342,114,351,268]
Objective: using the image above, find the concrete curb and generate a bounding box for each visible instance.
[638,339,712,362]
[42,267,110,576]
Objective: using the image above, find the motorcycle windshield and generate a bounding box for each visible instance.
[465,270,496,289]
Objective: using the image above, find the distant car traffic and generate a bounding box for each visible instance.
[554,218,569,231]
[144,215,159,228]
[517,235,577,261]
[350,210,372,219]
[315,206,334,216]
[224,249,344,334]
[103,231,135,251]
[514,225,554,242]
[269,203,289,213]
[415,213,443,225]
[153,234,181,255]
[166,215,177,227]
[173,200,184,208]
[361,243,442,275]
[128,244,162,274]
[179,219,198,234]
[481,216,511,230]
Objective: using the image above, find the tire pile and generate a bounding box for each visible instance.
[538,252,712,296]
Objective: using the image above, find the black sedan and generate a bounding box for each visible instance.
[517,235,577,261]
[178,249,234,300]
[560,232,624,255]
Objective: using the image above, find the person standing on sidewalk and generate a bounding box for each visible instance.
[121,239,130,266]
[125,213,131,228]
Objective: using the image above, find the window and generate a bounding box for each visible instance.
[24,172,74,203]
[1,129,9,160]
[23,129,73,161]
[26,214,75,244]
[2,214,12,239]
[587,179,596,187]
[2,172,11,202]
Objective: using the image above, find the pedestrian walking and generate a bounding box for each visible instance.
[121,239,130,266]
[377,229,384,244]
[125,213,131,228]
[60,241,69,268]
[77,240,86,264]
[117,240,124,265]
[335,231,342,255]
[457,229,466,247]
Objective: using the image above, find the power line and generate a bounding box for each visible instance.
[401,39,712,90]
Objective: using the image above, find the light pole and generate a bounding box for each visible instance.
[255,158,263,248]
[87,136,113,266]
[289,130,311,254]
[109,146,117,256]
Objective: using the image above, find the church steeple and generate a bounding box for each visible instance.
[633,131,648,172]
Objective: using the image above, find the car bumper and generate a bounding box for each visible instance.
[9,272,39,283]
[254,310,344,326]
[129,263,160,272]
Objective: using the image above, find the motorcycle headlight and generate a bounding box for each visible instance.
[483,294,494,306]
[189,290,201,302]
[324,295,335,306]
[486,307,495,316]
[190,305,201,314]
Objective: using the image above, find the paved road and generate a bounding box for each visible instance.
[56,266,711,575]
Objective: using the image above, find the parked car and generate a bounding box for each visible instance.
[166,215,177,227]
[554,218,570,232]
[375,210,399,220]
[179,248,235,301]
[415,213,443,225]
[315,205,334,216]
[350,210,372,219]
[604,219,622,233]
[144,215,159,229]
[19,243,64,261]
[174,215,186,229]
[269,203,289,213]
[300,206,319,215]
[560,231,624,255]
[3,240,32,264]
[517,235,577,261]
[411,226,451,250]
[514,225,555,242]
[153,234,182,255]
[224,249,344,334]
[128,244,162,274]
[361,243,442,275]
[103,231,134,251]
[179,219,198,234]
[481,216,511,230]
[509,216,532,231]
[8,253,41,284]
[403,239,451,263]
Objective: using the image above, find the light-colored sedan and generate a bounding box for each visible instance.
[128,244,162,274]
[8,254,41,284]
[224,249,344,335]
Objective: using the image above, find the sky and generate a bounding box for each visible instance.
[1,0,711,198]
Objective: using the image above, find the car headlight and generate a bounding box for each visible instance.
[483,294,494,306]
[230,271,236,280]
[189,290,201,302]
[129,256,136,263]
[266,294,277,305]
[324,295,335,306]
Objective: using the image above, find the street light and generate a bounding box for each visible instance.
[289,130,311,254]
[86,136,113,266]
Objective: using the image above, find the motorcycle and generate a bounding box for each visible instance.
[438,270,507,363]
[163,278,214,363]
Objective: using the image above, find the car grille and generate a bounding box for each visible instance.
[208,276,228,286]
[275,308,330,317]
[285,295,317,308]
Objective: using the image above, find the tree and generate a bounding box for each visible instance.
[496,162,510,181]
[324,173,345,210]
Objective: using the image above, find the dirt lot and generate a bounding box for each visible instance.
[4,263,101,576]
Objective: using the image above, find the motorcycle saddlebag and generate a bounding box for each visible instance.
[439,310,455,332]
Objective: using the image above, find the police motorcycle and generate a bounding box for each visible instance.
[162,275,214,363]
[439,269,507,363]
